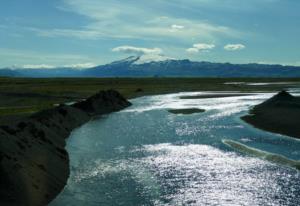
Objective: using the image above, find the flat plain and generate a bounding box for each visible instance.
[0,77,299,118]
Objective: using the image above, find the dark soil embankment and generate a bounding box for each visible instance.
[0,90,131,206]
[242,91,300,139]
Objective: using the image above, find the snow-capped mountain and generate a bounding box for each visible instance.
[83,56,300,77]
[109,55,174,65]
[1,56,300,77]
[133,54,174,65]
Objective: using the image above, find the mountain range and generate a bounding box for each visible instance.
[1,56,300,77]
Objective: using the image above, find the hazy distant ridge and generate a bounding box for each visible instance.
[1,56,300,77]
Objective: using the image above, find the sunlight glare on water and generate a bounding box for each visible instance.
[134,143,299,206]
[51,91,300,206]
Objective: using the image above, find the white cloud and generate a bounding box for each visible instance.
[224,44,246,51]
[32,17,239,41]
[63,62,97,69]
[0,48,99,68]
[21,62,96,69]
[32,28,102,40]
[30,0,242,42]
[22,64,56,69]
[112,45,176,64]
[0,48,91,62]
[193,43,215,50]
[186,48,199,53]
[170,24,185,32]
[171,24,184,29]
[112,46,162,56]
[186,43,215,53]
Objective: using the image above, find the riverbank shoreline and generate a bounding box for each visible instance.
[241,91,300,139]
[0,90,131,206]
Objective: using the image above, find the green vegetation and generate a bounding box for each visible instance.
[0,77,299,118]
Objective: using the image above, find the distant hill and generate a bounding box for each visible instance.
[0,68,83,78]
[0,68,20,77]
[2,56,300,77]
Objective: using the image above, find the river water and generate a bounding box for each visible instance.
[51,91,300,206]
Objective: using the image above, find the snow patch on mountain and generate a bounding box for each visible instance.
[133,54,175,65]
[110,56,140,65]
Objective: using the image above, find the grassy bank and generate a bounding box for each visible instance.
[0,77,299,118]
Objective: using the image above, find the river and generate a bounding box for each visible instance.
[51,91,300,206]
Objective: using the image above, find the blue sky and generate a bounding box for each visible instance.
[0,0,299,68]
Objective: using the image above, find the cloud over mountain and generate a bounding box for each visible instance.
[187,43,215,53]
[224,44,246,51]
[112,46,162,56]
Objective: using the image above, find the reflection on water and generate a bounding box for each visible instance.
[51,91,300,206]
[136,144,300,206]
